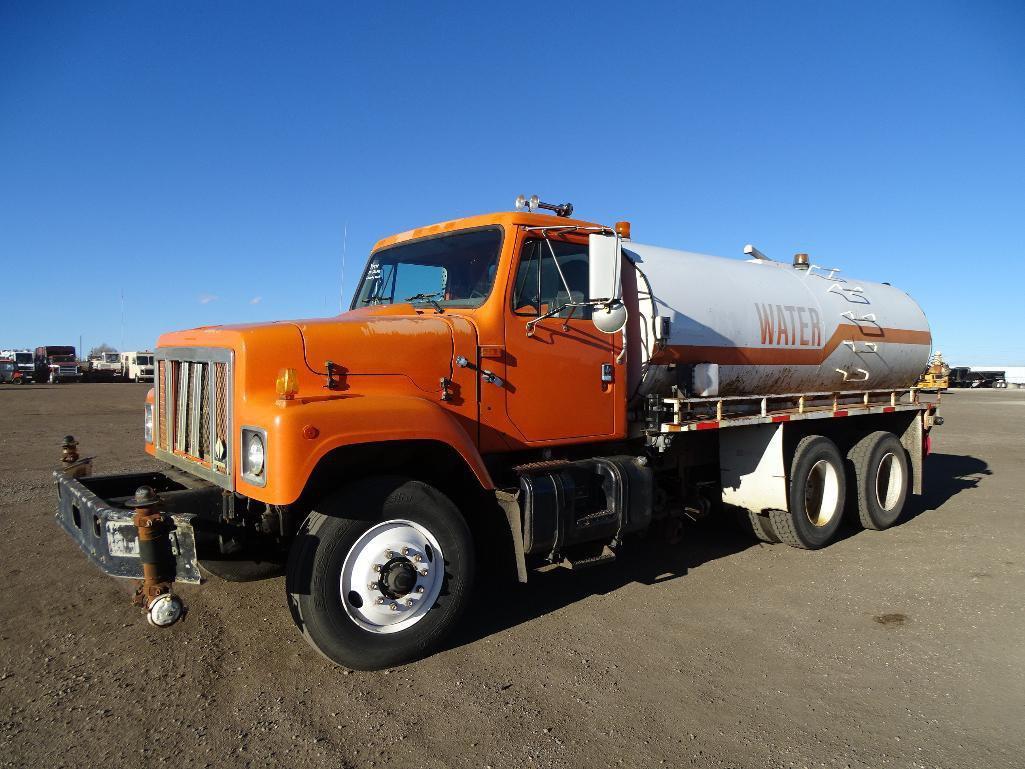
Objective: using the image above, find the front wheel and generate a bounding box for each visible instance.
[286,476,474,670]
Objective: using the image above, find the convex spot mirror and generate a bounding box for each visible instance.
[589,233,627,334]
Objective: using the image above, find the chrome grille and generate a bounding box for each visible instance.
[157,361,168,449]
[213,362,227,471]
[154,348,233,489]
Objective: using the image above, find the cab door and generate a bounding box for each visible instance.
[502,233,618,443]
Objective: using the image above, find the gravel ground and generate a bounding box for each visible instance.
[1,384,1023,768]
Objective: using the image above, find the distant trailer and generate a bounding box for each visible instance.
[949,367,1006,388]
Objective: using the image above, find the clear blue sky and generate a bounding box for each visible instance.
[2,1,1023,364]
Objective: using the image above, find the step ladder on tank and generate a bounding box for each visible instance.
[809,263,884,382]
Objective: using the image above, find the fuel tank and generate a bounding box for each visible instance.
[625,243,932,397]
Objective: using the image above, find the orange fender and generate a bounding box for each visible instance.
[237,394,493,505]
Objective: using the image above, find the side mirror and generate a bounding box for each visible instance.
[589,233,627,334]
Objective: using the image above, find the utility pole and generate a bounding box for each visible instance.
[340,221,348,313]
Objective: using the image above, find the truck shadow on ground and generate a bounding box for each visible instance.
[828,451,991,548]
[900,452,990,521]
[446,451,990,653]
[448,517,751,654]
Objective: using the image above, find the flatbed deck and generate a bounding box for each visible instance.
[660,386,941,433]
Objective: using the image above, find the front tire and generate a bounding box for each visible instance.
[286,476,474,670]
[770,435,846,549]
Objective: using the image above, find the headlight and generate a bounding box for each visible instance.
[242,428,266,480]
[144,403,154,443]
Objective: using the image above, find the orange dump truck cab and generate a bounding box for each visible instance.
[54,199,940,669]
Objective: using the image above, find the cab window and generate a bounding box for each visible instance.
[511,239,591,319]
[353,228,502,310]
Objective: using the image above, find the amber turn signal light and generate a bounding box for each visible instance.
[276,368,299,400]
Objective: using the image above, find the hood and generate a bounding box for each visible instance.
[158,309,478,396]
[292,309,474,393]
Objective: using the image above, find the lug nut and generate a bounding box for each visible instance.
[368,582,378,591]
[415,586,425,594]
[385,550,395,559]
[405,598,414,607]
[390,602,399,612]
[414,554,424,563]
[372,564,382,573]
[401,547,411,556]
[419,568,429,577]
[375,597,386,605]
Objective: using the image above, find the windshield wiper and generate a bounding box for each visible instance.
[405,292,445,313]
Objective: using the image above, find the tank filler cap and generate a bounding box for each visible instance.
[515,194,574,218]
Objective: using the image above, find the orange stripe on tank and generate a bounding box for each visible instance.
[650,324,932,366]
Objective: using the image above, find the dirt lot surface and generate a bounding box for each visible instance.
[1,384,1023,768]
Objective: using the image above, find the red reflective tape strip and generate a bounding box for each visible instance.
[696,421,720,430]
[771,415,791,423]
[883,406,896,413]
[834,410,848,417]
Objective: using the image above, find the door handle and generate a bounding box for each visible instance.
[481,369,503,388]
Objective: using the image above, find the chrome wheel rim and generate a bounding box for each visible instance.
[875,452,903,511]
[340,519,444,634]
[804,459,840,527]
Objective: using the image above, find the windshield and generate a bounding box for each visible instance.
[0,362,14,372]
[353,228,502,310]
[138,355,153,365]
[14,352,30,364]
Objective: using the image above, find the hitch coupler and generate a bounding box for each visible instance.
[130,486,186,627]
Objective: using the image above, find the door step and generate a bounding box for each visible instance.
[560,545,616,570]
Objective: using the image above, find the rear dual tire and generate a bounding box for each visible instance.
[770,435,847,549]
[286,476,474,670]
[845,431,910,530]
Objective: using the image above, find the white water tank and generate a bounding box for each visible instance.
[626,244,932,397]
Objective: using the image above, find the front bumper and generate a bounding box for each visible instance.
[54,470,221,584]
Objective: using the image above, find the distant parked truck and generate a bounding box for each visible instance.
[120,351,155,382]
[34,346,81,383]
[90,351,123,375]
[84,351,123,382]
[916,351,950,390]
[949,367,1007,388]
[974,370,1008,388]
[1,349,34,382]
[0,358,23,384]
